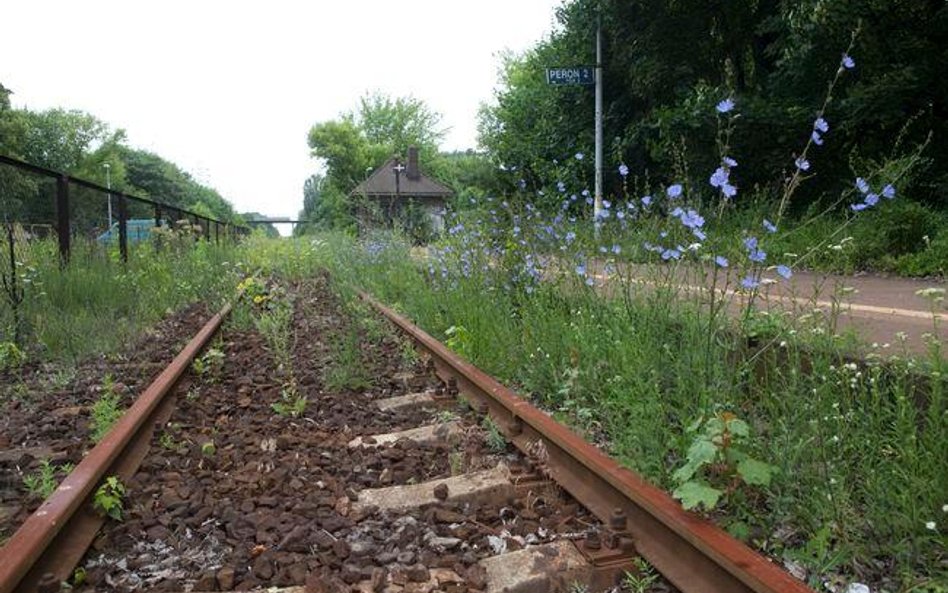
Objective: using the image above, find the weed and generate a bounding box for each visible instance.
[671,412,777,511]
[448,450,464,476]
[22,458,72,499]
[622,558,660,593]
[158,431,180,451]
[90,375,124,443]
[435,409,459,423]
[400,338,419,367]
[0,341,25,371]
[445,325,473,360]
[323,330,371,392]
[92,476,126,521]
[253,294,294,370]
[272,384,307,418]
[482,416,507,453]
[200,441,216,456]
[191,347,225,382]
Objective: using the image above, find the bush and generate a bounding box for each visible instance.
[851,200,943,269]
[892,232,948,277]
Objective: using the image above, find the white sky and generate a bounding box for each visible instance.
[1,1,562,220]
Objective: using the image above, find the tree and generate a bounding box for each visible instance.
[302,93,447,231]
[479,0,948,210]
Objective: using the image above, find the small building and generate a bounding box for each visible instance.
[350,146,452,233]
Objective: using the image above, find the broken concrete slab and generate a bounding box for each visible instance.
[480,540,590,593]
[348,421,463,448]
[375,391,436,412]
[353,464,513,514]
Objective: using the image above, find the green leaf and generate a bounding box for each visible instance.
[726,520,751,541]
[736,457,776,486]
[672,438,717,484]
[673,481,723,510]
[727,418,750,438]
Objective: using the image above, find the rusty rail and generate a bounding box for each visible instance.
[361,291,814,593]
[0,303,231,593]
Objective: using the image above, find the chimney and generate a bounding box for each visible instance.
[406,146,420,180]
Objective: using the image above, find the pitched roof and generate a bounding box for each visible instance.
[350,156,453,199]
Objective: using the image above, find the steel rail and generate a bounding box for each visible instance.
[361,291,815,593]
[0,303,232,593]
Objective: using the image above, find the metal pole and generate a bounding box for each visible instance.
[594,13,604,227]
[55,175,71,266]
[104,163,112,231]
[117,194,128,263]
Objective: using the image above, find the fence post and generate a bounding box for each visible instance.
[204,217,211,242]
[118,193,128,262]
[55,175,70,265]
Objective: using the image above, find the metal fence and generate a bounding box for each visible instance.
[0,154,247,347]
[0,154,246,265]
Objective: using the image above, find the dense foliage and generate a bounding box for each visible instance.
[479,0,947,213]
[0,84,240,224]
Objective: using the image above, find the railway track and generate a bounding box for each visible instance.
[0,276,814,593]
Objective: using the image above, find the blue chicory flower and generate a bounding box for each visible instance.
[864,193,879,207]
[811,131,824,146]
[855,177,870,194]
[882,184,896,199]
[851,202,868,212]
[716,98,735,113]
[681,209,705,229]
[814,118,829,133]
[693,229,707,241]
[715,256,729,268]
[619,163,629,177]
[744,236,758,251]
[575,264,586,276]
[641,195,653,207]
[723,156,738,167]
[710,167,729,188]
[749,249,767,263]
[741,276,759,289]
[575,152,584,161]
[667,184,683,198]
[763,219,777,233]
[795,157,810,171]
[557,181,566,193]
[721,183,738,198]
[776,265,793,280]
[842,54,855,69]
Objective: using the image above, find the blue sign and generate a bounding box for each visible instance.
[546,67,595,86]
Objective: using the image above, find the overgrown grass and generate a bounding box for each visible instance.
[0,232,242,364]
[299,230,944,591]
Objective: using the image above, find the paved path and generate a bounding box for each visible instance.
[602,264,946,358]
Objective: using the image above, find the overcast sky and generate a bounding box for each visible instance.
[1,1,562,219]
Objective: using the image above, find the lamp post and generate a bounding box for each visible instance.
[103,163,112,231]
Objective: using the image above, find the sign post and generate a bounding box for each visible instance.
[545,67,595,86]
[545,16,603,234]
